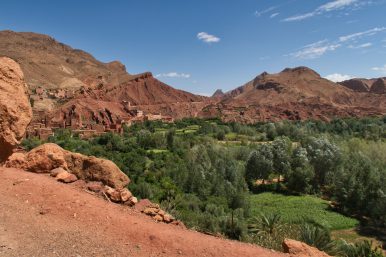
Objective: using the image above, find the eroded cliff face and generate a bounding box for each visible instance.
[0,57,32,162]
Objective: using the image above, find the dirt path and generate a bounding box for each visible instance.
[0,167,286,257]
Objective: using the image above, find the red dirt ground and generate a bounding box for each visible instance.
[0,167,287,257]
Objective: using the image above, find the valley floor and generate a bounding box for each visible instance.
[0,168,287,257]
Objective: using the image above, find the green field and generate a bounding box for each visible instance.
[250,193,359,230]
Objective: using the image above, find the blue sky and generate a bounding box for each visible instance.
[1,0,386,95]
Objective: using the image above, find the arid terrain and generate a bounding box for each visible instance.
[0,167,287,257]
[1,30,385,129]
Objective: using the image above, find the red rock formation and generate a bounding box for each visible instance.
[6,143,129,189]
[283,239,332,257]
[370,78,386,94]
[0,57,32,162]
[207,67,386,123]
[339,78,373,92]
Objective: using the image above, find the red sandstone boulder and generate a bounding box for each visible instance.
[65,152,129,189]
[23,143,68,172]
[4,152,27,168]
[6,143,130,189]
[0,57,32,162]
[282,239,332,257]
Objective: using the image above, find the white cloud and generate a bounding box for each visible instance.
[288,26,386,59]
[156,72,191,79]
[348,42,373,49]
[339,27,386,42]
[255,6,277,17]
[270,13,280,18]
[197,32,220,43]
[283,0,362,22]
[325,73,353,82]
[372,64,386,73]
[290,40,341,59]
[283,12,315,22]
[318,0,358,12]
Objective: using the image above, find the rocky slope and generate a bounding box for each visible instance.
[0,167,330,257]
[0,30,206,120]
[203,67,386,122]
[0,57,32,162]
[2,167,269,257]
[339,77,386,93]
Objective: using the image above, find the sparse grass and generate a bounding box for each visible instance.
[250,193,359,231]
[332,229,383,248]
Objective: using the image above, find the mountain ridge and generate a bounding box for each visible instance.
[1,30,385,124]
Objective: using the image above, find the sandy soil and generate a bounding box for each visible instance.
[0,167,287,257]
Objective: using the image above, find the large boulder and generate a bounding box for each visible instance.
[6,143,130,189]
[0,57,32,162]
[282,239,332,257]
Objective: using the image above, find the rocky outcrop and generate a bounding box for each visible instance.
[339,79,371,92]
[282,239,332,257]
[5,143,129,189]
[212,89,225,98]
[370,78,386,94]
[0,57,32,162]
[135,199,185,227]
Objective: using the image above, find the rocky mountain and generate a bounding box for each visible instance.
[212,89,225,98]
[203,67,386,122]
[0,30,207,126]
[1,30,385,125]
[339,77,386,93]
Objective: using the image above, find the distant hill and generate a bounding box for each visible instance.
[339,77,386,93]
[202,67,386,122]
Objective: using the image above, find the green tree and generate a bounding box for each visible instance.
[245,145,273,188]
[305,137,341,190]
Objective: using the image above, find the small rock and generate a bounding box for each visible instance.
[153,214,163,222]
[143,207,158,216]
[86,181,103,192]
[50,167,66,177]
[104,186,121,202]
[56,171,78,183]
[128,196,138,206]
[120,188,133,202]
[163,214,173,223]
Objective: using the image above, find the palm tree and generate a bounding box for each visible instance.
[248,213,282,236]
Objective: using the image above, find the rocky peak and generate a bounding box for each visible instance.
[212,89,225,98]
[339,78,371,92]
[370,78,386,94]
[281,66,321,78]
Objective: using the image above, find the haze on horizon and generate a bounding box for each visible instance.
[1,0,386,96]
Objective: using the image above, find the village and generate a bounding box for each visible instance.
[26,86,174,140]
